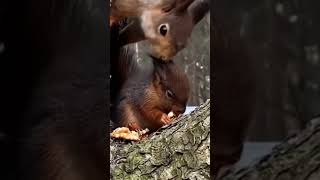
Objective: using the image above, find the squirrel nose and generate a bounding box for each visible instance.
[172,105,186,116]
[176,42,185,50]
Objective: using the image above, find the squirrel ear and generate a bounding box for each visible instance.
[152,58,164,86]
[188,0,210,25]
[119,17,146,46]
[175,0,194,15]
[161,1,177,12]
[153,70,161,86]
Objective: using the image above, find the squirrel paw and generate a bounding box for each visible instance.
[160,113,172,125]
[137,128,149,136]
[128,122,143,132]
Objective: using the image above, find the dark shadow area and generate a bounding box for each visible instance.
[212,0,320,177]
[0,0,109,179]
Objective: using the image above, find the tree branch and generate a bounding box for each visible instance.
[110,100,210,179]
[221,117,320,180]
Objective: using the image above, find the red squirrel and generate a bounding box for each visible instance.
[111,45,190,132]
[110,0,210,61]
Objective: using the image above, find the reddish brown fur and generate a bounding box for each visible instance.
[110,0,209,61]
[111,47,190,132]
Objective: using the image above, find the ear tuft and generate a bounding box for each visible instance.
[175,0,195,14]
[188,0,210,24]
[161,1,177,13]
[153,70,161,86]
[152,57,166,86]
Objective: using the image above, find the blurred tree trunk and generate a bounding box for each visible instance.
[220,117,320,180]
[110,100,210,180]
[211,0,320,177]
[212,0,320,141]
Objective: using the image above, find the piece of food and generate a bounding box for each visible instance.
[168,111,176,119]
[111,127,140,141]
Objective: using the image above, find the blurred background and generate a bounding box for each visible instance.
[213,0,320,168]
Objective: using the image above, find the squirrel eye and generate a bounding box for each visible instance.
[166,90,174,99]
[158,24,169,36]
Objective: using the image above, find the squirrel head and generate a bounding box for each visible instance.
[140,0,210,61]
[118,0,210,61]
[151,57,190,116]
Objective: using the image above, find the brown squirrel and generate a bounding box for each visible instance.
[111,45,190,132]
[110,0,210,61]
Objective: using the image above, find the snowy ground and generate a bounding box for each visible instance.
[184,106,197,115]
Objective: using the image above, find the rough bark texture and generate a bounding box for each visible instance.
[110,100,210,180]
[221,117,320,180]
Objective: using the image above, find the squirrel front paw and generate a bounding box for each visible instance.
[127,122,143,132]
[160,113,172,125]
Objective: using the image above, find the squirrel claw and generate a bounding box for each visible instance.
[138,128,149,136]
[128,122,143,132]
[160,114,172,125]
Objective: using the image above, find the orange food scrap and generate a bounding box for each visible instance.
[111,127,140,141]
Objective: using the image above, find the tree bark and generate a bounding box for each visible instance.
[110,100,210,180]
[221,117,320,180]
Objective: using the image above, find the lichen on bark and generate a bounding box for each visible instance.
[221,117,320,180]
[110,100,210,180]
